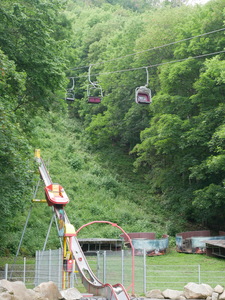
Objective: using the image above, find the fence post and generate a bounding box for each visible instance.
[38,250,41,285]
[121,249,124,285]
[103,251,106,283]
[58,248,62,289]
[5,264,8,280]
[23,257,26,283]
[34,250,37,286]
[49,249,51,281]
[143,249,146,294]
[198,265,201,284]
[97,251,100,280]
[36,251,39,286]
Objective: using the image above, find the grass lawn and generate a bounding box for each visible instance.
[1,246,225,269]
[147,247,225,270]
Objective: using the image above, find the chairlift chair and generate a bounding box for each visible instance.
[135,67,152,105]
[66,91,75,102]
[87,65,103,104]
[65,77,75,102]
[87,83,103,104]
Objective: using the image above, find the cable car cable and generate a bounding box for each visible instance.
[70,27,225,71]
[72,49,225,79]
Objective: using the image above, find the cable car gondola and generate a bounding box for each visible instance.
[87,65,103,104]
[65,77,75,101]
[135,67,152,105]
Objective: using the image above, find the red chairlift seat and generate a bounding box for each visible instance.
[87,83,103,104]
[88,96,101,104]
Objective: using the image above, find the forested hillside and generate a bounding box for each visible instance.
[1,0,225,255]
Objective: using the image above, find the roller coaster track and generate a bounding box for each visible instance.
[35,154,130,300]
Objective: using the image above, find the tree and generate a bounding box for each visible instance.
[131,0,225,229]
[0,0,68,113]
[188,57,225,229]
[0,50,33,253]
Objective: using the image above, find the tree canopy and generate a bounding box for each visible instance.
[1,0,225,254]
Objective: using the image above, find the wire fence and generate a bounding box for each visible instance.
[1,250,225,295]
[1,257,36,289]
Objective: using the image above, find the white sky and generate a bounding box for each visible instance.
[188,0,210,4]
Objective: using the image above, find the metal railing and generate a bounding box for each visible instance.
[2,257,36,289]
[1,250,225,295]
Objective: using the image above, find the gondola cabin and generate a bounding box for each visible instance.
[135,86,152,104]
[44,183,69,206]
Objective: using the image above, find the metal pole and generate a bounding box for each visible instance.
[43,214,55,252]
[198,265,201,284]
[54,213,63,248]
[58,248,62,289]
[10,202,34,280]
[49,249,51,281]
[16,206,33,258]
[13,176,40,272]
[71,258,74,288]
[121,249,124,285]
[38,250,41,285]
[23,257,26,283]
[143,249,147,294]
[5,264,8,280]
[97,251,100,280]
[34,250,38,286]
[103,251,106,283]
[36,251,39,286]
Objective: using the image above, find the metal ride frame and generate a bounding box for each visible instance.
[76,221,135,296]
[14,150,132,300]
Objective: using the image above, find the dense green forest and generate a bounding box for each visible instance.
[1,0,225,255]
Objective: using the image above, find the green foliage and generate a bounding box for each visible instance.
[2,0,225,257]
[0,0,68,113]
[0,50,34,254]
[16,113,169,252]
[0,0,70,255]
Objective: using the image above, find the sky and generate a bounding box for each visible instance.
[188,0,210,4]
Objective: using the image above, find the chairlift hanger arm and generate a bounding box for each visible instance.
[69,77,75,90]
[145,67,149,87]
[88,65,96,87]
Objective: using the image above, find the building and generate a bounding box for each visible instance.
[78,238,123,252]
